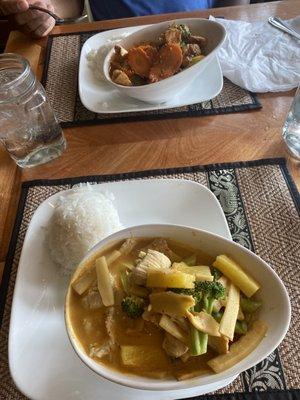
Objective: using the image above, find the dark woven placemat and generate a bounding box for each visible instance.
[0,158,299,400]
[41,30,261,127]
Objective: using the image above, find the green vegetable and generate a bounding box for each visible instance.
[211,267,222,281]
[190,325,201,356]
[121,296,144,319]
[235,320,248,335]
[174,281,225,356]
[195,281,226,314]
[192,281,225,355]
[120,270,130,294]
[183,254,197,266]
[177,24,191,43]
[212,311,223,323]
[213,311,248,335]
[240,297,262,313]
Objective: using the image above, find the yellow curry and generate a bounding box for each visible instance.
[67,237,267,380]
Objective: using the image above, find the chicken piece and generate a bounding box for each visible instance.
[83,318,93,334]
[182,44,202,67]
[105,306,117,345]
[111,69,132,86]
[170,316,190,333]
[142,309,161,326]
[149,43,183,83]
[82,288,103,310]
[131,249,171,285]
[165,27,182,44]
[114,44,128,58]
[127,46,152,78]
[89,340,112,359]
[163,333,189,358]
[143,238,181,262]
[188,35,207,46]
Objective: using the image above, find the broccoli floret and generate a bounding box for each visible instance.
[195,281,225,313]
[121,296,144,319]
[190,281,225,356]
[240,297,262,313]
[211,267,222,281]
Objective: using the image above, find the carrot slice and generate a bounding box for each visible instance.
[140,45,158,63]
[149,43,183,83]
[127,46,152,78]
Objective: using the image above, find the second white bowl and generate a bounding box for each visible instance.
[65,224,290,393]
[103,18,226,104]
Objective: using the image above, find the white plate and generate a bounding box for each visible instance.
[79,26,223,113]
[9,179,232,400]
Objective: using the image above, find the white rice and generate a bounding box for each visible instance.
[86,33,128,83]
[46,185,122,275]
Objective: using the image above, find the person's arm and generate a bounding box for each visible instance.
[51,0,83,18]
[0,0,82,38]
[0,0,55,37]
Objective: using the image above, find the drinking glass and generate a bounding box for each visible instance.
[282,86,300,160]
[0,53,66,168]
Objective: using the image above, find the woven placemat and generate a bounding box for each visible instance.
[41,30,261,127]
[0,158,299,400]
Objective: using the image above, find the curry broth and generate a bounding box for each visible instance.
[68,238,216,379]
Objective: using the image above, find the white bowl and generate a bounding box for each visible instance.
[65,224,290,392]
[103,18,226,104]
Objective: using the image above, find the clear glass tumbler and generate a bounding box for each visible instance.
[282,86,300,160]
[0,53,66,168]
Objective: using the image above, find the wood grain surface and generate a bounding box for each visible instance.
[0,1,299,280]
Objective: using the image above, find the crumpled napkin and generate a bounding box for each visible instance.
[209,16,300,93]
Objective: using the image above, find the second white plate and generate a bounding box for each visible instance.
[79,25,223,113]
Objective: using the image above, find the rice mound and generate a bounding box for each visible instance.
[46,186,122,274]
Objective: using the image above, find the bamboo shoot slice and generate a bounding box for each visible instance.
[207,320,268,373]
[159,315,187,343]
[147,269,195,288]
[208,336,229,355]
[187,311,221,337]
[219,283,240,340]
[72,268,96,295]
[119,238,138,255]
[150,292,195,317]
[95,256,114,306]
[213,255,260,297]
[106,250,122,265]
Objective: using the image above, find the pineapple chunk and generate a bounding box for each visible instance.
[213,255,260,297]
[187,311,221,337]
[172,262,213,282]
[219,283,240,340]
[150,292,195,317]
[95,256,114,306]
[147,268,195,288]
[207,320,268,373]
[120,345,168,368]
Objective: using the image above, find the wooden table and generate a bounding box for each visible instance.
[1,0,299,281]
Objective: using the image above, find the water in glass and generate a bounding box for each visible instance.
[0,53,66,168]
[282,86,300,160]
